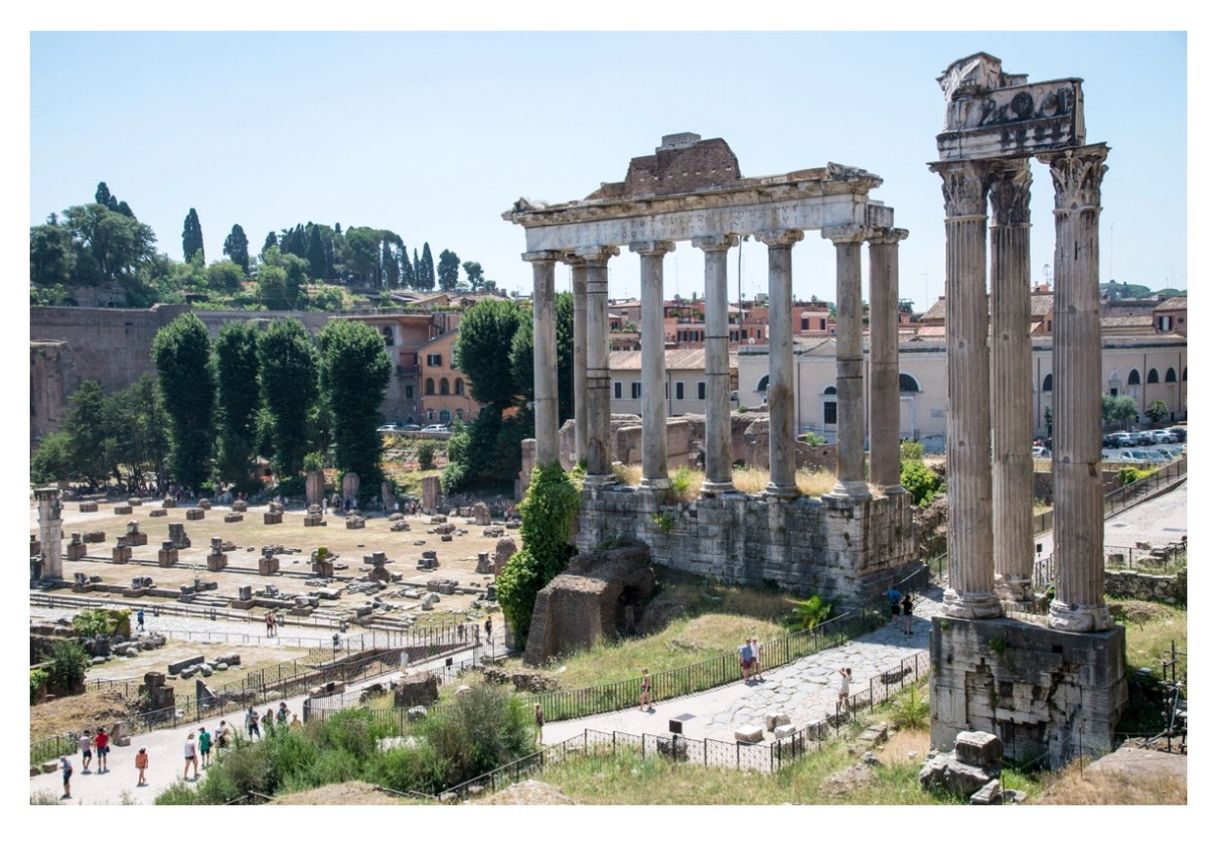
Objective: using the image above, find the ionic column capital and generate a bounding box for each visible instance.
[865,227,909,246]
[929,159,989,219]
[573,245,621,265]
[522,250,563,265]
[987,159,1033,227]
[756,229,805,248]
[1037,143,1110,213]
[628,240,676,257]
[561,253,588,268]
[821,224,867,245]
[691,234,739,253]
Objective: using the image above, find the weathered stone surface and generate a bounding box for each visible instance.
[168,523,190,549]
[954,731,1003,769]
[773,723,797,739]
[421,476,441,513]
[970,779,1003,805]
[79,501,99,512]
[393,672,440,708]
[765,712,791,732]
[1104,569,1187,606]
[734,725,764,744]
[114,504,133,515]
[185,508,205,521]
[305,470,325,507]
[224,512,243,523]
[342,472,360,503]
[148,508,168,518]
[346,515,366,530]
[263,511,283,525]
[472,501,491,525]
[523,543,654,666]
[83,530,106,543]
[168,655,206,675]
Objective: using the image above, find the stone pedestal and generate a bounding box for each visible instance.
[79,501,98,513]
[346,514,366,529]
[158,544,178,567]
[232,500,248,513]
[114,504,133,515]
[148,508,168,518]
[224,513,244,524]
[168,523,190,549]
[929,615,1127,769]
[198,498,212,511]
[124,521,148,546]
[112,545,132,564]
[66,534,87,561]
[185,508,204,521]
[207,554,228,571]
[161,498,176,509]
[258,555,280,576]
[263,511,283,525]
[84,530,106,544]
[128,498,143,507]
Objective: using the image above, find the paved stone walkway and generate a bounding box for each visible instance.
[542,587,942,746]
[1035,479,1187,557]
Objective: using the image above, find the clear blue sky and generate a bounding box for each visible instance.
[30,31,1186,310]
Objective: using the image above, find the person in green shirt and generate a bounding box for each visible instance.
[198,726,212,768]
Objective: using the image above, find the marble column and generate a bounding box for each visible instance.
[1038,144,1112,632]
[930,160,1002,619]
[693,235,738,495]
[524,251,562,467]
[867,227,908,494]
[630,241,676,489]
[35,487,63,580]
[759,230,804,499]
[822,225,869,500]
[567,257,589,467]
[988,161,1035,603]
[578,246,619,486]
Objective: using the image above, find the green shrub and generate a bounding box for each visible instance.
[900,458,941,507]
[786,595,833,632]
[889,685,930,730]
[416,441,437,471]
[154,781,202,805]
[303,451,325,473]
[1116,466,1154,487]
[670,466,694,498]
[417,683,534,786]
[272,474,307,498]
[497,462,580,638]
[46,639,89,695]
[802,432,827,446]
[30,668,48,705]
[72,608,131,639]
[31,431,73,484]
[364,740,448,794]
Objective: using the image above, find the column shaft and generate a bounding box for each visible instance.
[631,242,675,489]
[579,247,619,484]
[867,229,907,493]
[823,226,868,499]
[1039,145,1112,632]
[694,236,738,495]
[989,162,1035,602]
[760,231,803,498]
[526,253,560,467]
[570,261,589,466]
[932,161,1001,619]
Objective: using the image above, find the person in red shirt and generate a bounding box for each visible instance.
[93,727,110,774]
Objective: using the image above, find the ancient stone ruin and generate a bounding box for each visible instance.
[523,543,655,665]
[258,546,280,576]
[206,537,228,571]
[421,476,441,513]
[506,133,914,599]
[167,523,191,549]
[304,504,326,527]
[264,501,284,525]
[926,53,1126,768]
[158,540,178,567]
[66,532,87,561]
[123,520,147,547]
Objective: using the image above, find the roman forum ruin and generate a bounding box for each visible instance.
[927,53,1126,766]
[505,134,915,599]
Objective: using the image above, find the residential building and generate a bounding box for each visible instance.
[417,329,482,425]
[608,348,738,416]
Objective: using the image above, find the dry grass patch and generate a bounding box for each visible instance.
[874,728,933,767]
[1034,764,1186,805]
[613,464,836,500]
[271,780,422,804]
[30,689,133,742]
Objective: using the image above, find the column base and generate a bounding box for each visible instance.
[941,588,1004,620]
[639,477,671,491]
[1047,600,1113,633]
[881,483,907,497]
[995,576,1034,604]
[827,480,871,501]
[582,474,617,491]
[764,482,800,500]
[699,479,736,497]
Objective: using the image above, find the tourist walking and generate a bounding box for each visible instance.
[60,756,73,799]
[887,585,902,625]
[738,639,753,682]
[749,636,763,682]
[277,702,289,725]
[485,617,493,644]
[183,732,198,780]
[135,748,149,787]
[94,726,110,773]
[265,611,274,637]
[78,730,93,772]
[198,726,212,768]
[639,668,653,712]
[534,702,545,744]
[264,707,276,731]
[246,707,261,739]
[837,667,853,710]
[136,609,145,632]
[901,593,915,637]
[215,720,230,753]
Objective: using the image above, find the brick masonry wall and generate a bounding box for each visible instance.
[575,487,915,599]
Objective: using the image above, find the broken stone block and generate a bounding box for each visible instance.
[198,499,211,510]
[774,724,797,739]
[970,779,1003,805]
[158,544,178,567]
[954,731,1003,769]
[114,504,133,515]
[168,523,191,549]
[263,511,283,525]
[112,545,132,564]
[162,498,177,509]
[66,533,87,561]
[231,500,248,513]
[346,515,366,529]
[185,508,204,521]
[224,513,244,524]
[734,725,764,744]
[79,501,98,513]
[765,712,791,732]
[148,508,168,518]
[127,498,143,507]
[84,529,106,543]
[475,552,493,574]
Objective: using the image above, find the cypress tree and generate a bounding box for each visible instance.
[223,224,251,274]
[182,208,205,263]
[262,231,277,257]
[420,242,436,291]
[307,225,327,280]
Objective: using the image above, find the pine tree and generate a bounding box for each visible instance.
[307,225,327,280]
[437,249,461,291]
[223,224,251,274]
[182,208,204,263]
[95,182,118,211]
[412,249,423,290]
[262,231,277,257]
[398,245,414,287]
[420,242,436,291]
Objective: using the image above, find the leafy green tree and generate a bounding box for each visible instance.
[497,462,580,638]
[182,208,204,263]
[398,245,415,287]
[382,240,400,289]
[206,260,244,293]
[262,231,278,257]
[442,408,531,493]
[215,322,263,487]
[418,243,436,290]
[61,203,156,284]
[786,595,833,632]
[223,224,251,273]
[95,181,116,210]
[31,431,73,484]
[899,440,941,507]
[412,248,425,290]
[1146,399,1169,425]
[454,299,526,410]
[101,375,171,492]
[63,380,111,487]
[343,227,380,284]
[1102,394,1139,430]
[152,313,216,489]
[46,640,89,695]
[258,264,289,309]
[462,260,484,289]
[509,291,575,425]
[29,217,76,286]
[317,320,392,487]
[257,319,319,477]
[437,249,460,291]
[307,225,327,280]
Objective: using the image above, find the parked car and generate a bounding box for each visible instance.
[1112,432,1138,448]
[421,424,449,433]
[401,423,422,432]
[1104,449,1154,464]
[376,423,401,433]
[1102,433,1121,449]
[1032,446,1051,458]
[1169,426,1187,442]
[1133,431,1157,446]
[1150,429,1178,444]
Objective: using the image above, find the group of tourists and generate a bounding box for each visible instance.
[264,610,281,637]
[886,585,916,636]
[59,726,115,798]
[738,636,764,683]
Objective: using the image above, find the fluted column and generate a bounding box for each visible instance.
[693,234,738,495]
[759,230,804,499]
[1038,144,1112,632]
[988,161,1035,603]
[630,241,675,489]
[577,246,619,486]
[524,251,562,468]
[930,160,1001,619]
[567,257,589,466]
[35,487,63,580]
[867,227,908,494]
[822,225,869,500]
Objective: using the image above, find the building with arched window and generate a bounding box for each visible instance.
[418,328,484,425]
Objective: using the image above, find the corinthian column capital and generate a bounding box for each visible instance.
[756,229,805,248]
[821,224,867,245]
[522,250,563,265]
[628,240,676,257]
[929,159,989,219]
[1037,143,1109,213]
[573,245,620,265]
[987,160,1033,227]
[865,227,909,245]
[691,234,739,253]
